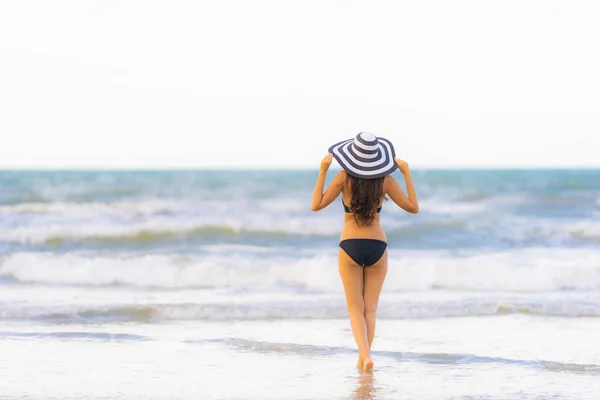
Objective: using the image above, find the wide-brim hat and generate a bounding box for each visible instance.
[328,132,397,179]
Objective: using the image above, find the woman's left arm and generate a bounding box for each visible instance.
[310,154,345,211]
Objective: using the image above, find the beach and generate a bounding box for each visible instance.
[1,169,600,399]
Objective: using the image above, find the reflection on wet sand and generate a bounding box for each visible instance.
[353,371,377,399]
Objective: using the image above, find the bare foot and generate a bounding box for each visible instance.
[356,355,363,369]
[363,357,374,372]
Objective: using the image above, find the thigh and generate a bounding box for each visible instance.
[338,248,365,309]
[363,249,388,311]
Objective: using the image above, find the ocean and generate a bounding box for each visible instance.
[0,169,599,399]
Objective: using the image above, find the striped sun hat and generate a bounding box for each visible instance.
[328,132,398,179]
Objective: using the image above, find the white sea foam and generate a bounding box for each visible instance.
[417,198,487,215]
[0,214,343,244]
[2,194,591,247]
[0,199,191,216]
[1,211,570,245]
[0,195,349,244]
[0,197,310,217]
[564,221,600,241]
[1,248,599,292]
[0,252,343,290]
[198,244,277,253]
[385,248,600,292]
[417,194,525,216]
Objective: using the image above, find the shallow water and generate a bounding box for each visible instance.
[1,317,600,399]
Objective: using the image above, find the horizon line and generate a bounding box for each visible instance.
[1,165,599,171]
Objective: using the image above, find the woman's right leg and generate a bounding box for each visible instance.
[338,248,371,370]
[363,250,388,350]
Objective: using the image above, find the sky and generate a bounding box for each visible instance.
[0,0,599,169]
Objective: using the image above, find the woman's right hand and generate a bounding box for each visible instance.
[320,154,333,172]
[395,158,410,174]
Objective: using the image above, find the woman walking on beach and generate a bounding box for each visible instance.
[311,132,419,371]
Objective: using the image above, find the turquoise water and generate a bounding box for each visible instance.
[1,169,599,399]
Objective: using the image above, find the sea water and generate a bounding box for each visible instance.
[1,169,599,399]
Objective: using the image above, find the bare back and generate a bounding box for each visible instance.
[340,174,387,242]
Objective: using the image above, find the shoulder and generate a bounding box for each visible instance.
[333,170,348,185]
[383,174,396,188]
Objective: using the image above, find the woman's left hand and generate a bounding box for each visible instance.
[320,154,333,172]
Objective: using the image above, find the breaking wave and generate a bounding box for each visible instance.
[1,248,600,291]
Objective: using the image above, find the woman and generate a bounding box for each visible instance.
[310,132,419,371]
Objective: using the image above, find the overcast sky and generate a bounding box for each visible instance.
[0,0,598,169]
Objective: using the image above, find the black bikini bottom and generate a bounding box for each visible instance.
[339,239,387,267]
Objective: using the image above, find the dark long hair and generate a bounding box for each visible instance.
[346,174,386,226]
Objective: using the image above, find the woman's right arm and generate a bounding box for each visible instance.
[310,154,345,211]
[384,158,419,214]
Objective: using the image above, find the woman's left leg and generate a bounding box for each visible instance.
[338,248,371,370]
[363,250,388,352]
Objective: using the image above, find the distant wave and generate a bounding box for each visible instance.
[0,198,309,216]
[0,185,142,205]
[457,193,489,202]
[0,199,189,216]
[42,226,314,246]
[0,218,486,245]
[3,299,600,323]
[0,330,150,342]
[2,248,600,291]
[387,219,465,239]
[0,220,340,245]
[2,196,598,248]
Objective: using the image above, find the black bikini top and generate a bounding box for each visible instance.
[342,198,382,214]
